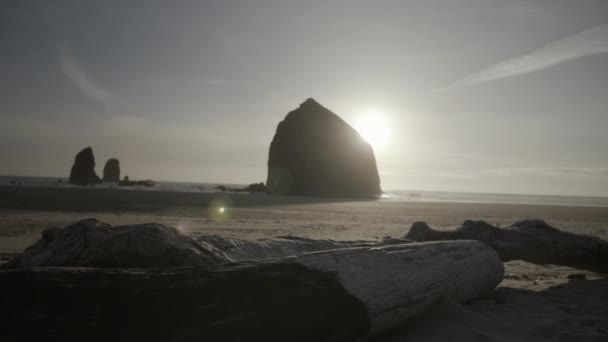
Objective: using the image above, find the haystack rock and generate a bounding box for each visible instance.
[68,147,101,185]
[102,158,120,183]
[266,98,381,197]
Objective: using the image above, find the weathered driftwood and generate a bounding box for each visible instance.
[0,241,503,341]
[9,218,227,268]
[197,234,383,261]
[405,219,608,273]
[291,240,504,335]
[9,218,405,268]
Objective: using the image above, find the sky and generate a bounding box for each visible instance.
[1,0,608,196]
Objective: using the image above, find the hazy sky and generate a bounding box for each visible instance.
[1,1,608,196]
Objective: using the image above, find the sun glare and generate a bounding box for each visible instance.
[354,110,390,150]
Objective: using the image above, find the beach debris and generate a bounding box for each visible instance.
[102,158,120,183]
[1,238,503,341]
[8,218,226,268]
[68,147,101,185]
[197,235,360,261]
[1,262,369,341]
[266,98,382,198]
[405,219,608,273]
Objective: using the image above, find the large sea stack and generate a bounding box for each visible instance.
[69,147,101,185]
[102,158,120,183]
[266,98,381,197]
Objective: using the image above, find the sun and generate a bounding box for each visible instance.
[354,110,390,150]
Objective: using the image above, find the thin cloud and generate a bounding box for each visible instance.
[59,45,118,105]
[551,167,608,176]
[439,23,608,91]
[192,77,250,87]
[483,167,608,177]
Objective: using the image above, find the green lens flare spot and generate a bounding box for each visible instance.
[208,195,233,221]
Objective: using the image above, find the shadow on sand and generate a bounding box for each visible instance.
[376,278,608,342]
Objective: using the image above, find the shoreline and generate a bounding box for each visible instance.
[3,173,608,208]
[2,183,608,209]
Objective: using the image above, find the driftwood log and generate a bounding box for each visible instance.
[405,219,608,273]
[290,240,504,335]
[0,240,503,341]
[197,234,385,261]
[8,219,406,268]
[9,219,227,268]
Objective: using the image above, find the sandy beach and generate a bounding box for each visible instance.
[1,184,607,341]
[2,185,608,251]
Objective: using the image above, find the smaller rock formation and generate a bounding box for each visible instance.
[244,182,266,193]
[118,177,156,187]
[102,158,120,183]
[214,182,266,193]
[69,147,101,185]
[10,219,226,268]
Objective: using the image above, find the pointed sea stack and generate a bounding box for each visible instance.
[102,158,120,183]
[266,98,381,198]
[69,147,101,185]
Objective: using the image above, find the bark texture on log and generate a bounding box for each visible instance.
[405,219,608,273]
[197,235,504,334]
[0,241,504,341]
[9,218,407,268]
[292,240,504,335]
[10,219,227,268]
[197,235,381,261]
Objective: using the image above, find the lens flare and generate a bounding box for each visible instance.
[208,195,233,221]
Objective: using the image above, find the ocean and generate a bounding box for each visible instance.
[1,175,607,208]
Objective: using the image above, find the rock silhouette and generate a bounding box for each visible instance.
[118,179,156,187]
[69,147,101,185]
[244,182,266,193]
[102,158,120,183]
[266,98,381,197]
